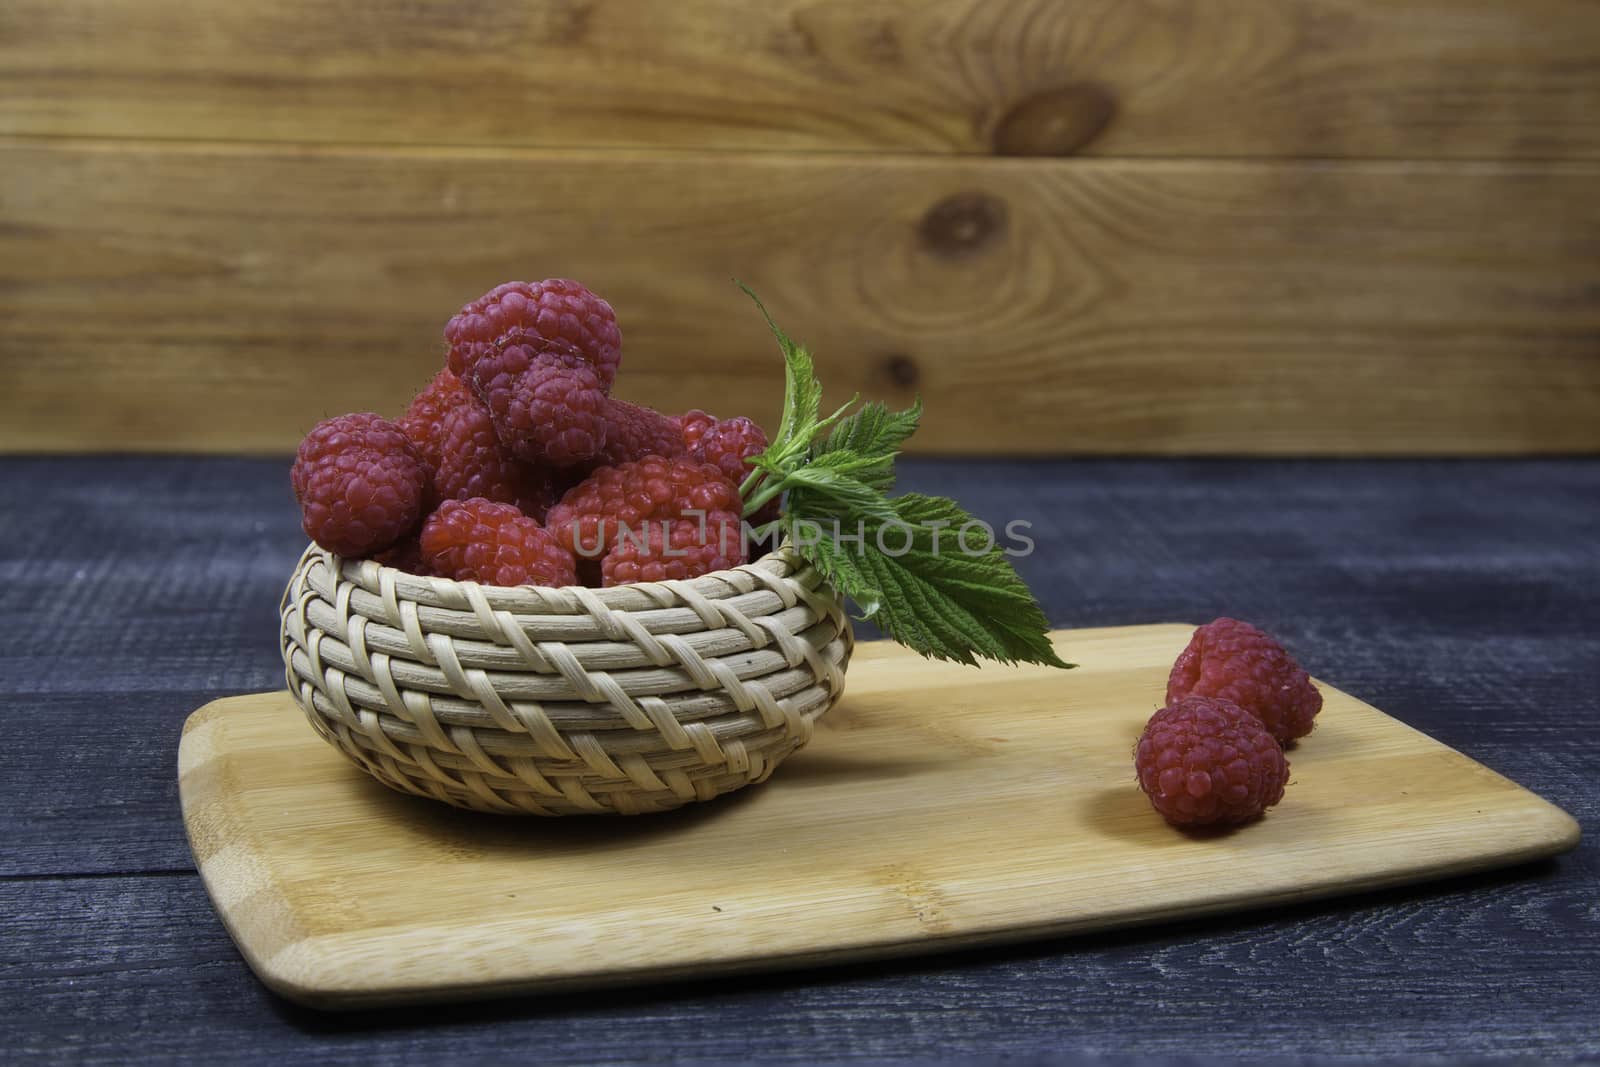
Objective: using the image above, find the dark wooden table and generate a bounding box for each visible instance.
[6,456,1596,1064]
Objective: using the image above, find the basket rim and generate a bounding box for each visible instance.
[300,540,821,615]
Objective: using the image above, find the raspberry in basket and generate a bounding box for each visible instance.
[1135,696,1290,827]
[601,511,747,586]
[1166,618,1323,743]
[434,401,557,520]
[588,398,687,469]
[291,413,428,558]
[546,456,742,558]
[467,340,610,468]
[444,279,621,390]
[397,369,474,471]
[419,498,577,588]
[685,412,769,483]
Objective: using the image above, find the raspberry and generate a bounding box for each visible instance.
[466,341,609,467]
[444,279,621,390]
[601,511,747,586]
[590,398,686,469]
[291,413,428,557]
[1166,618,1323,743]
[1135,696,1290,827]
[545,456,742,558]
[397,369,474,471]
[688,414,768,483]
[434,401,557,520]
[419,498,577,588]
[678,409,717,450]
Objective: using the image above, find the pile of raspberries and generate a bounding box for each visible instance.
[1134,618,1324,828]
[290,279,771,588]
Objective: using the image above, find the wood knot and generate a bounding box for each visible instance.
[992,83,1117,157]
[880,353,920,389]
[918,193,1007,258]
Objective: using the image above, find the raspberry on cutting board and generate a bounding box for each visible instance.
[419,498,577,588]
[601,511,747,587]
[1135,696,1290,827]
[444,279,622,390]
[291,413,429,558]
[1166,617,1323,743]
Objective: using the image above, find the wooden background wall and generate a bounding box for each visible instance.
[2,0,1597,454]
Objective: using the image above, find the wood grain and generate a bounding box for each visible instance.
[8,865,1600,1062]
[2,0,1597,160]
[4,140,1598,455]
[177,624,1579,1008]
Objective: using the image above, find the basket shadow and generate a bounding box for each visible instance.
[343,743,961,859]
[351,776,764,855]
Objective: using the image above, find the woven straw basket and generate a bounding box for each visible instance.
[278,543,853,815]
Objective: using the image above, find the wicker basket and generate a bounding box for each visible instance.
[278,543,853,815]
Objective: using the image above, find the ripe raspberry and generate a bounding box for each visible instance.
[602,511,747,586]
[546,456,742,558]
[1135,696,1290,827]
[397,369,474,471]
[678,409,717,451]
[1167,618,1323,743]
[688,414,768,483]
[291,413,428,557]
[467,341,609,467]
[419,498,577,588]
[590,398,686,469]
[434,401,557,520]
[444,279,621,390]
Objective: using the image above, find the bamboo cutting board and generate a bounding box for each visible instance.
[179,624,1578,1009]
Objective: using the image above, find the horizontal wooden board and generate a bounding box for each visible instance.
[178,625,1580,1008]
[2,0,1597,160]
[3,140,1598,455]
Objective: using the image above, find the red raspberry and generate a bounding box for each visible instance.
[1167,618,1323,743]
[1135,696,1290,827]
[678,409,717,450]
[397,369,474,471]
[467,341,609,468]
[545,456,742,558]
[688,414,768,483]
[590,398,686,469]
[419,498,577,588]
[601,511,747,586]
[444,279,621,391]
[434,401,557,520]
[291,413,427,557]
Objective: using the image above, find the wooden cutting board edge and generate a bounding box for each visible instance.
[177,626,1582,1010]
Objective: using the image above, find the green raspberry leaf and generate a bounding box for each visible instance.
[810,398,923,492]
[790,492,1071,670]
[738,281,823,454]
[734,284,1067,671]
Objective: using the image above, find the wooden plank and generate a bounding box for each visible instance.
[178,625,1578,1007]
[3,140,1597,455]
[2,0,1597,160]
[8,865,1600,1060]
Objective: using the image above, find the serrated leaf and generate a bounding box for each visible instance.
[784,467,901,524]
[810,398,922,492]
[738,282,822,452]
[788,491,1071,669]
